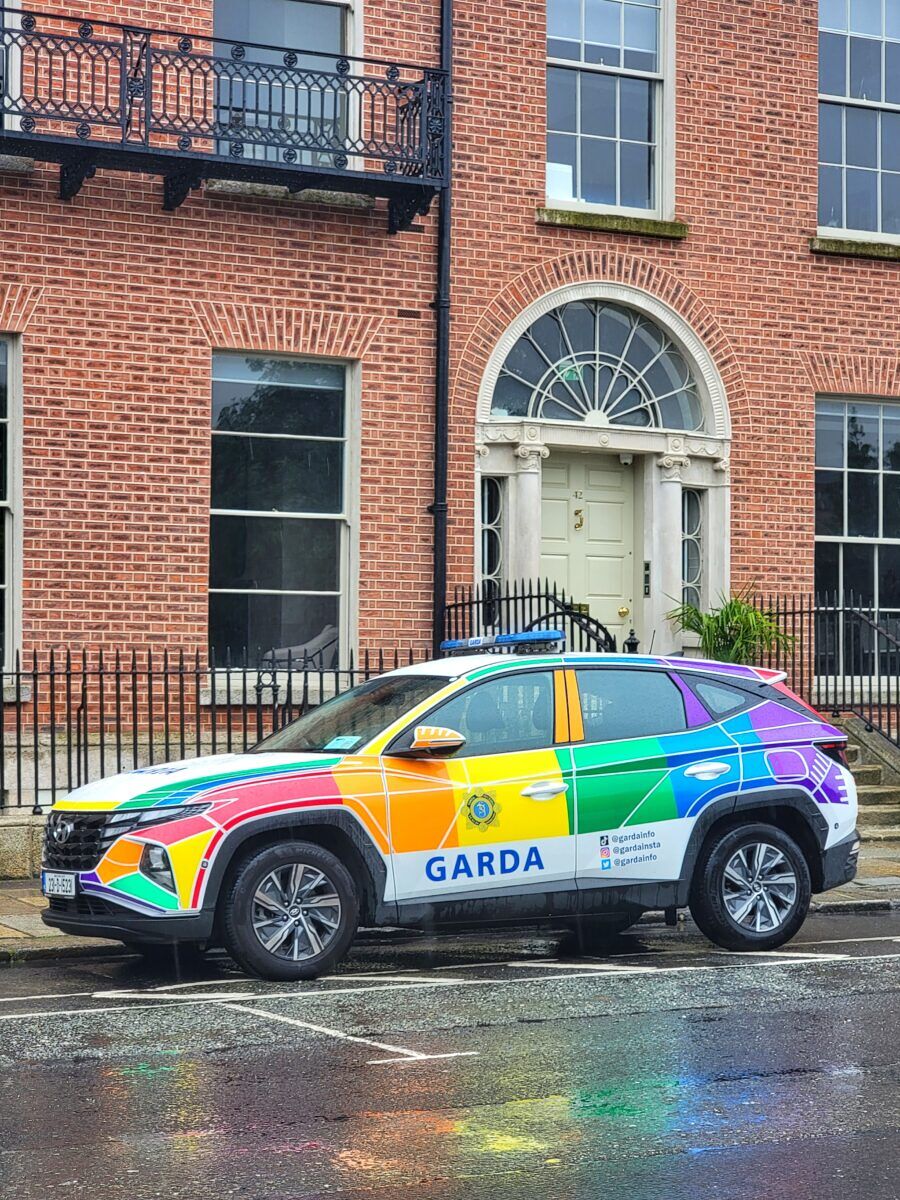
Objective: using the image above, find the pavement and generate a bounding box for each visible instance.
[1,910,900,1198]
[2,838,899,964]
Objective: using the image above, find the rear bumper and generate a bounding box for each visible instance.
[818,828,861,893]
[42,904,214,945]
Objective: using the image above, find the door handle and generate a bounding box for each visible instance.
[522,781,569,801]
[684,761,731,781]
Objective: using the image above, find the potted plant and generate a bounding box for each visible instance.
[667,586,794,665]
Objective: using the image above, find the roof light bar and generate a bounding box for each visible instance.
[439,630,566,656]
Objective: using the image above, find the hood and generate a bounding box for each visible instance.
[55,752,344,812]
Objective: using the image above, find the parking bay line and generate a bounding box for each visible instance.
[223,1001,479,1066]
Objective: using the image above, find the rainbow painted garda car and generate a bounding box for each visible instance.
[42,648,860,979]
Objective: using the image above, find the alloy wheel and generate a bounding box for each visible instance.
[721,841,798,933]
[251,863,342,961]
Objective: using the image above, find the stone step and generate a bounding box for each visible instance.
[851,764,883,787]
[857,804,900,829]
[859,826,900,846]
[846,743,861,765]
[856,785,900,807]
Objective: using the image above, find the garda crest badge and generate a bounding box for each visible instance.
[465,791,501,831]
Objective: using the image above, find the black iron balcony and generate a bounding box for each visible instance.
[0,7,449,230]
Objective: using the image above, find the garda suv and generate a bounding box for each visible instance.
[42,644,860,979]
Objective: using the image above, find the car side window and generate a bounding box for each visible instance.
[690,678,750,717]
[575,669,687,743]
[392,670,556,757]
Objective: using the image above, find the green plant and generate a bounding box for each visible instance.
[667,587,795,665]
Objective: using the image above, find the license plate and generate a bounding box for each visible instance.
[42,871,77,898]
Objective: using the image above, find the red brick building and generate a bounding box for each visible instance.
[0,0,898,664]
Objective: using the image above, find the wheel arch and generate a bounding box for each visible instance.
[204,810,392,928]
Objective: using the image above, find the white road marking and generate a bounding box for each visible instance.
[224,1001,479,1065]
[504,960,659,974]
[792,935,900,948]
[0,989,97,1005]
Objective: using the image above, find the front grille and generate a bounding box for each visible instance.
[47,895,122,918]
[43,810,144,871]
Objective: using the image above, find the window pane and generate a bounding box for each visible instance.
[211,435,343,513]
[818,163,844,226]
[883,409,900,468]
[580,70,616,137]
[821,0,848,29]
[887,40,900,102]
[888,0,900,37]
[883,472,900,535]
[847,403,879,467]
[413,672,556,757]
[0,426,7,505]
[548,67,578,131]
[0,342,6,421]
[212,382,343,437]
[819,102,843,163]
[879,544,900,607]
[816,401,845,467]
[620,141,653,208]
[882,111,900,169]
[816,470,845,535]
[846,105,878,166]
[820,31,848,94]
[619,76,654,141]
[850,35,882,99]
[213,353,344,390]
[623,2,658,70]
[581,137,617,203]
[692,679,747,717]
[210,514,340,592]
[547,133,578,198]
[845,166,879,229]
[850,0,882,35]
[847,471,879,534]
[548,0,581,39]
[815,540,840,599]
[585,0,621,63]
[843,541,875,602]
[883,172,900,232]
[209,591,340,661]
[575,668,686,741]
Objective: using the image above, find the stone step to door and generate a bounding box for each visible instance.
[856,804,900,829]
[856,785,900,807]
[851,764,884,787]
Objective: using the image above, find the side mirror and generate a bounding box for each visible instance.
[409,725,466,756]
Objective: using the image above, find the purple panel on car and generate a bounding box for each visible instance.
[661,657,762,680]
[671,673,711,727]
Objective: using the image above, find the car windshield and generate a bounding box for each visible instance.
[250,674,448,754]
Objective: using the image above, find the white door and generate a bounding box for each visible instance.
[540,452,635,647]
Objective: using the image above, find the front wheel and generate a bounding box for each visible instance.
[222,841,359,981]
[689,823,811,952]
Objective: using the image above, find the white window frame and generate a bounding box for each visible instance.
[0,336,20,669]
[208,351,358,669]
[818,0,900,242]
[546,0,676,221]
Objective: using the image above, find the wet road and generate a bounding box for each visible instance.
[1,912,900,1199]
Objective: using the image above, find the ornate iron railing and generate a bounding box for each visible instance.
[0,7,448,228]
[445,580,622,654]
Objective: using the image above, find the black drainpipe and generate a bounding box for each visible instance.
[430,0,453,656]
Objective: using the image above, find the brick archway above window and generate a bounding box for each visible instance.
[799,351,900,399]
[454,252,747,432]
[190,302,384,361]
[0,285,43,333]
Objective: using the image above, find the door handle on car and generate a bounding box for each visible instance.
[684,761,731,781]
[522,781,569,801]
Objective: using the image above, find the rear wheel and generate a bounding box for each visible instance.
[222,841,359,981]
[689,823,811,951]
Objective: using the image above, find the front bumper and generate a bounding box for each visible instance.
[818,828,861,893]
[42,899,214,945]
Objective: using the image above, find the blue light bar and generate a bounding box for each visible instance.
[440,630,566,655]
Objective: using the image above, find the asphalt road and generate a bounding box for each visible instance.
[1,912,900,1199]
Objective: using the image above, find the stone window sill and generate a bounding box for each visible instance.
[537,207,689,239]
[810,235,900,261]
[0,155,35,176]
[205,178,375,210]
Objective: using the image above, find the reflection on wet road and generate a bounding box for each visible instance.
[1,912,900,1198]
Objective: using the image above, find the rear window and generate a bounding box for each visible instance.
[575,669,687,743]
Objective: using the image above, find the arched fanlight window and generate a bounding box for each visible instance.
[491,300,704,431]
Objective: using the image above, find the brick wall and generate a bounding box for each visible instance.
[1,0,899,654]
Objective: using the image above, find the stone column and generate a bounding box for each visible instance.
[509,444,549,583]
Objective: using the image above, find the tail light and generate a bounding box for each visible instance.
[818,741,849,768]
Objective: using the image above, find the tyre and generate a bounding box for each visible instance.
[221,840,359,981]
[689,822,811,952]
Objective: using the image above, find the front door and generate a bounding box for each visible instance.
[381,668,577,916]
[540,452,635,647]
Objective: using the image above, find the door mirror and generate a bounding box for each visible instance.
[408,725,466,756]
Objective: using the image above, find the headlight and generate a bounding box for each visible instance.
[140,844,177,893]
[106,804,211,831]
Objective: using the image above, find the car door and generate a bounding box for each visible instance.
[568,667,740,904]
[381,667,578,919]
